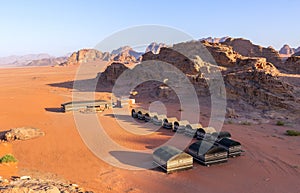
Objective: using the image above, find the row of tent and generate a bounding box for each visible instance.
[131,108,243,173]
[132,108,231,140]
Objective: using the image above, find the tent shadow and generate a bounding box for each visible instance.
[44,107,64,113]
[109,150,161,172]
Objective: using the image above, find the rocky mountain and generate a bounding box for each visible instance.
[279,44,300,56]
[145,42,167,54]
[62,49,111,66]
[111,46,143,64]
[221,38,283,68]
[99,40,300,122]
[293,51,300,56]
[200,36,230,43]
[279,44,295,55]
[26,56,68,66]
[0,53,52,67]
[284,56,300,74]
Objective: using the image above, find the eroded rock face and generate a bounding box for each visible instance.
[142,47,201,75]
[99,62,129,85]
[201,41,243,67]
[145,42,167,54]
[284,56,300,74]
[279,44,295,55]
[4,127,44,142]
[62,49,111,66]
[222,38,283,68]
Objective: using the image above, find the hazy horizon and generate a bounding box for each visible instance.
[0,0,299,57]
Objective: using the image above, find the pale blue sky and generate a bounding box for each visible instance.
[0,0,299,56]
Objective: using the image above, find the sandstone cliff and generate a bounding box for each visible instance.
[222,38,283,68]
[62,49,111,66]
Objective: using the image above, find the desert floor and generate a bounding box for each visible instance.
[0,65,299,193]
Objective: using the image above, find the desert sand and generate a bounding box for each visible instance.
[0,65,299,193]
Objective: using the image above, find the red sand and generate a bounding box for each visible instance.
[0,66,299,192]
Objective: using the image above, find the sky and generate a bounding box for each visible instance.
[0,0,299,57]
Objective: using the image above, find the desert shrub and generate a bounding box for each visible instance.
[286,130,300,136]
[241,121,251,125]
[227,120,233,124]
[276,121,285,126]
[0,154,18,163]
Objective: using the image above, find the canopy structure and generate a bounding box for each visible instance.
[163,117,179,129]
[152,114,167,126]
[185,123,203,138]
[144,112,158,122]
[216,138,242,157]
[153,145,193,173]
[173,120,190,133]
[196,127,217,140]
[61,100,108,112]
[136,109,148,120]
[187,140,228,166]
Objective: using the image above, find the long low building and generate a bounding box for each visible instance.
[61,100,109,112]
[153,146,193,173]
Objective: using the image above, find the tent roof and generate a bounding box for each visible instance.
[189,140,227,155]
[153,145,190,162]
[186,123,203,130]
[164,117,178,123]
[218,138,241,147]
[174,120,190,125]
[62,100,107,106]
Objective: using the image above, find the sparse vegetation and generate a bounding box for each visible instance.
[227,120,233,124]
[285,130,300,136]
[276,121,285,126]
[241,121,251,126]
[0,154,18,163]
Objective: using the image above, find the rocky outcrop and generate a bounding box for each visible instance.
[284,56,300,74]
[111,46,143,63]
[0,177,91,193]
[26,57,68,67]
[145,42,167,54]
[279,44,295,55]
[4,127,44,142]
[201,41,243,67]
[293,51,300,56]
[142,47,201,75]
[138,41,299,114]
[200,36,230,43]
[222,38,283,68]
[98,62,129,85]
[62,49,111,66]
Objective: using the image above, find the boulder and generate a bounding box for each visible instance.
[4,127,44,142]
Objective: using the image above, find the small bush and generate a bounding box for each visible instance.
[0,154,18,163]
[286,130,300,136]
[227,120,233,124]
[241,121,251,125]
[276,121,285,126]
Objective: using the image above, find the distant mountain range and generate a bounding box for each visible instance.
[0,37,299,67]
[0,53,69,67]
[279,44,300,56]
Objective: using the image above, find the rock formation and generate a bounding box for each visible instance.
[279,44,295,55]
[62,49,111,66]
[222,38,283,68]
[111,46,143,63]
[137,41,300,117]
[145,42,167,54]
[200,36,230,43]
[26,56,68,66]
[284,56,300,74]
[98,62,129,85]
[4,127,44,142]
